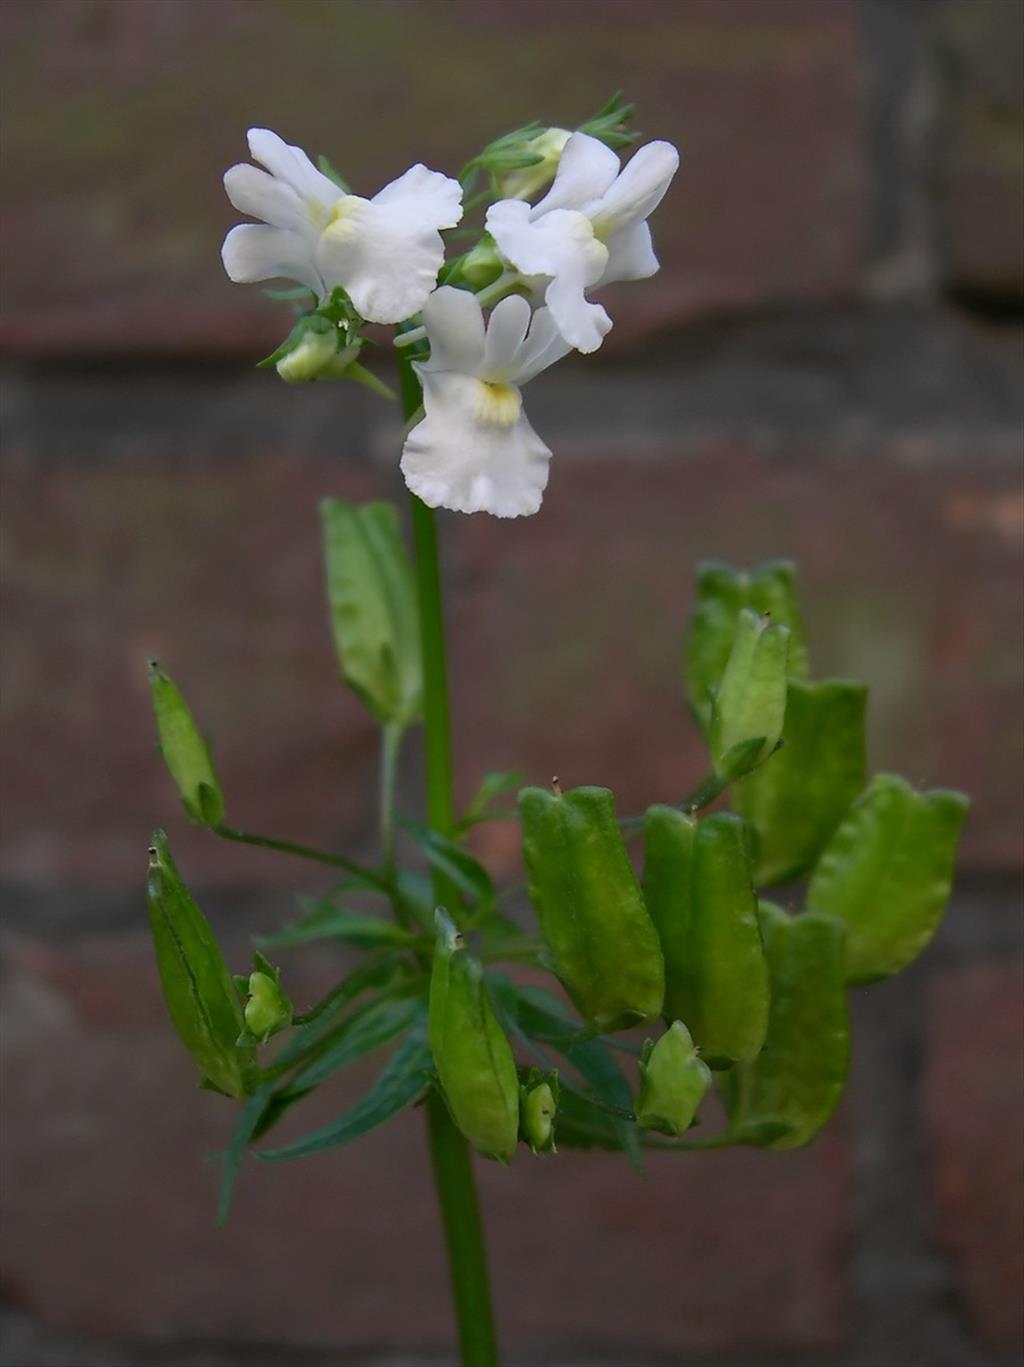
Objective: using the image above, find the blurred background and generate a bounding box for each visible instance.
[1,1,1022,1364]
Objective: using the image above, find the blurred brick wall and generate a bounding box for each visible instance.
[1,2,1021,1365]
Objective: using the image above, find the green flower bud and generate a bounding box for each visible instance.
[243,967,293,1042]
[710,608,790,778]
[276,322,342,383]
[498,127,572,200]
[147,660,224,827]
[519,1069,559,1155]
[459,239,504,290]
[636,1021,711,1136]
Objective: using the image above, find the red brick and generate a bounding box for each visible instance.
[0,0,868,357]
[0,932,851,1358]
[933,0,1024,300]
[925,959,1024,1354]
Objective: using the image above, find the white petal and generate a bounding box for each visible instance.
[419,286,486,375]
[401,371,550,518]
[487,204,607,284]
[482,294,532,380]
[600,219,660,285]
[592,140,679,235]
[223,163,313,237]
[530,132,620,217]
[509,306,573,385]
[371,163,463,230]
[221,223,323,294]
[545,263,613,354]
[246,128,340,215]
[315,198,445,324]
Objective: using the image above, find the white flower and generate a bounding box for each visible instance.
[400,287,571,518]
[485,131,679,354]
[221,128,463,324]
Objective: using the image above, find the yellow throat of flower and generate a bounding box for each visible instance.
[321,194,370,242]
[474,381,522,428]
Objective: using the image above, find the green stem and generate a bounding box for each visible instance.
[426,1090,499,1367]
[213,824,389,890]
[379,722,402,869]
[399,351,498,1366]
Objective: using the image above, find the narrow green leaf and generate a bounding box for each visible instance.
[283,994,423,1096]
[726,903,849,1149]
[217,1085,273,1226]
[457,770,524,831]
[145,832,253,1098]
[734,679,867,885]
[400,819,496,916]
[257,1022,431,1162]
[258,899,417,950]
[321,499,421,726]
[806,774,969,983]
[147,662,224,826]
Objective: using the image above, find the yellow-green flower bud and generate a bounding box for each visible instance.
[635,1021,712,1136]
[519,1069,559,1154]
[499,127,572,200]
[276,324,340,383]
[459,239,504,290]
[243,969,292,1042]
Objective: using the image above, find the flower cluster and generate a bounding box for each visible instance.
[222,116,679,517]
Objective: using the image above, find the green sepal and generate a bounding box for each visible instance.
[427,910,520,1163]
[146,661,225,827]
[635,1020,712,1136]
[518,1067,560,1155]
[317,152,350,192]
[321,499,422,727]
[709,608,790,777]
[519,785,664,1030]
[643,808,768,1068]
[725,903,849,1149]
[806,774,969,983]
[145,832,255,1098]
[734,679,868,885]
[686,560,808,735]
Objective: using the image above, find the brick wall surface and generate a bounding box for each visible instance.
[1,2,1021,1365]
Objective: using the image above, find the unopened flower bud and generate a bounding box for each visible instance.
[519,1070,559,1154]
[498,127,572,200]
[243,968,292,1042]
[636,1021,711,1136]
[459,239,504,290]
[276,323,340,383]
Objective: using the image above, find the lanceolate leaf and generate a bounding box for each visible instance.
[257,1021,431,1162]
[258,899,417,950]
[400,819,496,916]
[282,993,423,1096]
[806,774,969,983]
[321,499,422,726]
[734,679,867,886]
[145,832,254,1099]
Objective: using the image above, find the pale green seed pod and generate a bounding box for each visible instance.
[635,1020,711,1136]
[243,969,293,1042]
[147,661,224,827]
[276,324,339,383]
[710,608,790,777]
[428,910,519,1163]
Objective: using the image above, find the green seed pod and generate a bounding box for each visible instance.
[276,320,339,383]
[643,807,768,1068]
[428,909,519,1163]
[147,661,224,827]
[145,831,254,1098]
[519,784,664,1030]
[734,679,867,886]
[686,560,808,735]
[242,956,293,1043]
[519,1068,559,1155]
[806,774,969,984]
[725,902,849,1149]
[459,238,505,289]
[710,608,790,778]
[635,1021,712,1136]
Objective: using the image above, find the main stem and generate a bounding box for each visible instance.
[400,352,498,1367]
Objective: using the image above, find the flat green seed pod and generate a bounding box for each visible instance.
[635,1021,711,1136]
